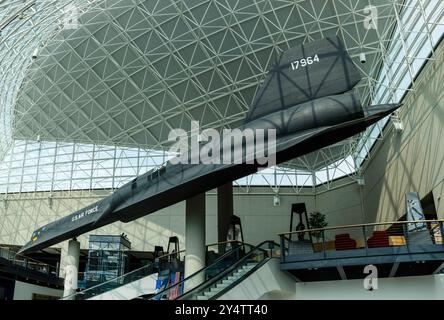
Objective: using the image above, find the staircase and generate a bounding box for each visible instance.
[196,261,257,300]
[64,242,236,300]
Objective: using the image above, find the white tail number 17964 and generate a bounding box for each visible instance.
[291,54,320,70]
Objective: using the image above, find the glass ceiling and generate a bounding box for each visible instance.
[0,0,442,195]
[354,0,443,167]
[0,0,98,159]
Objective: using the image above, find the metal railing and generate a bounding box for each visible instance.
[179,240,279,300]
[63,240,241,300]
[150,242,251,300]
[278,219,444,263]
[64,263,156,300]
[150,241,280,300]
[0,246,59,278]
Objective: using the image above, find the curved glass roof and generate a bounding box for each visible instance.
[0,0,99,157]
[0,0,442,195]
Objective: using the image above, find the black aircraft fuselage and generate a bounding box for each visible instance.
[19,36,401,254]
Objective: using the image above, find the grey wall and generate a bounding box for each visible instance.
[361,38,444,222]
[210,182,365,245]
[207,186,317,246]
[291,274,444,300]
[0,182,362,249]
[0,180,363,277]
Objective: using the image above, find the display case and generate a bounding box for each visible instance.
[84,235,131,288]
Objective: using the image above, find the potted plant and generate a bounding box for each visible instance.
[308,211,327,252]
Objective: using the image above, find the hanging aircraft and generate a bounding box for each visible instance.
[19,36,401,254]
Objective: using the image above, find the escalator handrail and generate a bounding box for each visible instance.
[64,249,188,299]
[63,261,155,300]
[152,240,244,294]
[209,242,280,300]
[150,241,256,300]
[178,240,279,300]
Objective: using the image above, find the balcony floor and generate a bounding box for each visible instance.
[281,244,444,282]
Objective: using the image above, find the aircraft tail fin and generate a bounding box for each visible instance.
[245,36,362,123]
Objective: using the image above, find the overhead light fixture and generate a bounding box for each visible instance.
[359,52,366,64]
[48,195,53,209]
[356,175,365,186]
[273,193,280,206]
[32,48,38,60]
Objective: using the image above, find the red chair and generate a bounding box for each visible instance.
[335,234,357,251]
[367,231,390,248]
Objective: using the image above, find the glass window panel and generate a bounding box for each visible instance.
[354,0,443,169]
[0,0,442,195]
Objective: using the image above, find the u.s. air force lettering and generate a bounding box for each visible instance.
[71,205,99,222]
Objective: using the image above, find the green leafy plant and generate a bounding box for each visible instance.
[308,211,327,241]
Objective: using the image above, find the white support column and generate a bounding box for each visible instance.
[63,238,80,299]
[184,193,206,291]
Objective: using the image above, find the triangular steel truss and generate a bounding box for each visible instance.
[0,0,442,195]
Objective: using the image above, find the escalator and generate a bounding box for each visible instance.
[63,256,159,300]
[150,241,279,300]
[63,241,241,300]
